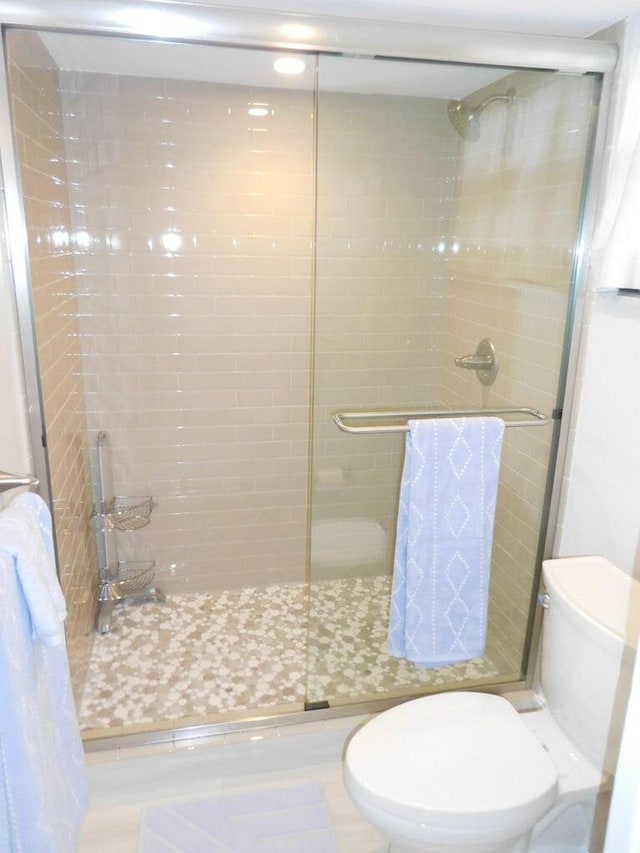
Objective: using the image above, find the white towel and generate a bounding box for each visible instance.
[0,492,66,646]
[388,417,505,667]
[0,492,87,853]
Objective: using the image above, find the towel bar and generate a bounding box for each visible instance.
[0,470,39,493]
[332,406,549,434]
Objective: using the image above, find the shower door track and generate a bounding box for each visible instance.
[83,687,543,753]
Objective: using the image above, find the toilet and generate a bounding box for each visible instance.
[344,556,640,852]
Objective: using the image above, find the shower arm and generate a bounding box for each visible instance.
[474,91,514,115]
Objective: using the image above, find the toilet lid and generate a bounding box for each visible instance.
[345,692,558,833]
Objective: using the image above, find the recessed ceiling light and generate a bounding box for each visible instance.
[279,24,315,41]
[248,103,270,117]
[273,56,306,75]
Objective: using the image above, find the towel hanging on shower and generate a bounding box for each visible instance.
[388,416,505,668]
[0,492,87,853]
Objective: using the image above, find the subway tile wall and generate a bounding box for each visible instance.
[311,90,453,576]
[7,30,97,701]
[59,70,316,593]
[8,30,596,698]
[442,71,596,670]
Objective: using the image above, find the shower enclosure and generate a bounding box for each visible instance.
[0,7,611,743]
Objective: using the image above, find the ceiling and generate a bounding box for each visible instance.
[38,0,638,99]
[184,0,639,39]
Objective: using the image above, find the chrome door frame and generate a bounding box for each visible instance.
[0,0,617,747]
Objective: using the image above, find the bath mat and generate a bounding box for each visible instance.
[139,781,338,852]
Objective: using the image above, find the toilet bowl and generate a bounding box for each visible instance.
[344,556,639,853]
[345,692,558,852]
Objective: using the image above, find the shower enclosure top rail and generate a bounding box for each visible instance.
[0,2,617,74]
[332,407,549,434]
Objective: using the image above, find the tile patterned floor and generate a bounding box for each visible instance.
[308,576,501,702]
[79,575,500,731]
[79,717,388,853]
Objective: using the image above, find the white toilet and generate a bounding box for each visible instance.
[344,556,640,852]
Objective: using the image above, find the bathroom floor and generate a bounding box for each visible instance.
[80,716,387,853]
[79,575,501,733]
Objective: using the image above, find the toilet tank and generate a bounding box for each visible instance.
[541,556,640,775]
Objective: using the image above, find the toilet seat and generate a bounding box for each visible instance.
[344,692,558,843]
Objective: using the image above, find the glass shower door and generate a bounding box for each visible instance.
[307,55,600,707]
[6,28,320,731]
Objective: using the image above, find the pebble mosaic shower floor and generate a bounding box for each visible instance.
[79,575,500,732]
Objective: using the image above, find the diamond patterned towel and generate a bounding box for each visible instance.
[388,417,505,668]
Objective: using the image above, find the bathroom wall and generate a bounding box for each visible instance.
[443,70,597,670]
[4,33,604,685]
[6,30,97,698]
[0,240,30,487]
[58,69,316,593]
[57,66,457,590]
[557,294,640,577]
[556,21,640,580]
[311,89,452,575]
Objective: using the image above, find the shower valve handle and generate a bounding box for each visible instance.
[454,338,498,386]
[454,354,493,370]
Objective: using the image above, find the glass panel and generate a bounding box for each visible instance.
[7,24,600,733]
[308,55,598,706]
[6,29,317,733]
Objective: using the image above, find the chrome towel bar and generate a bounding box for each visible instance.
[0,470,39,493]
[332,406,549,434]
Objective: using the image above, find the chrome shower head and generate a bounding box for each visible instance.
[447,86,516,142]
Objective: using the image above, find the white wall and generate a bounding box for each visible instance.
[558,290,640,852]
[558,19,640,852]
[556,292,640,576]
[0,236,31,488]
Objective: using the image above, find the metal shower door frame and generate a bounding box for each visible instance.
[0,0,616,748]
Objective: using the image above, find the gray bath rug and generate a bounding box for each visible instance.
[139,781,338,852]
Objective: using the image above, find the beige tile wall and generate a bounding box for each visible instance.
[59,71,316,593]
[7,31,97,702]
[442,71,596,671]
[311,92,452,576]
[10,31,595,695]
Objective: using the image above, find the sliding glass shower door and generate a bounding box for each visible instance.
[6,24,600,733]
[6,29,319,730]
[307,55,600,707]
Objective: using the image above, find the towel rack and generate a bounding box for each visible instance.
[0,470,40,493]
[332,406,549,434]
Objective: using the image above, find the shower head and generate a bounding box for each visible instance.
[447,86,516,142]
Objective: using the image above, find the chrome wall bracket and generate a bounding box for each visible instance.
[0,470,39,493]
[455,337,498,385]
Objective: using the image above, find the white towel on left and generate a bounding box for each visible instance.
[0,492,66,645]
[0,492,87,853]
